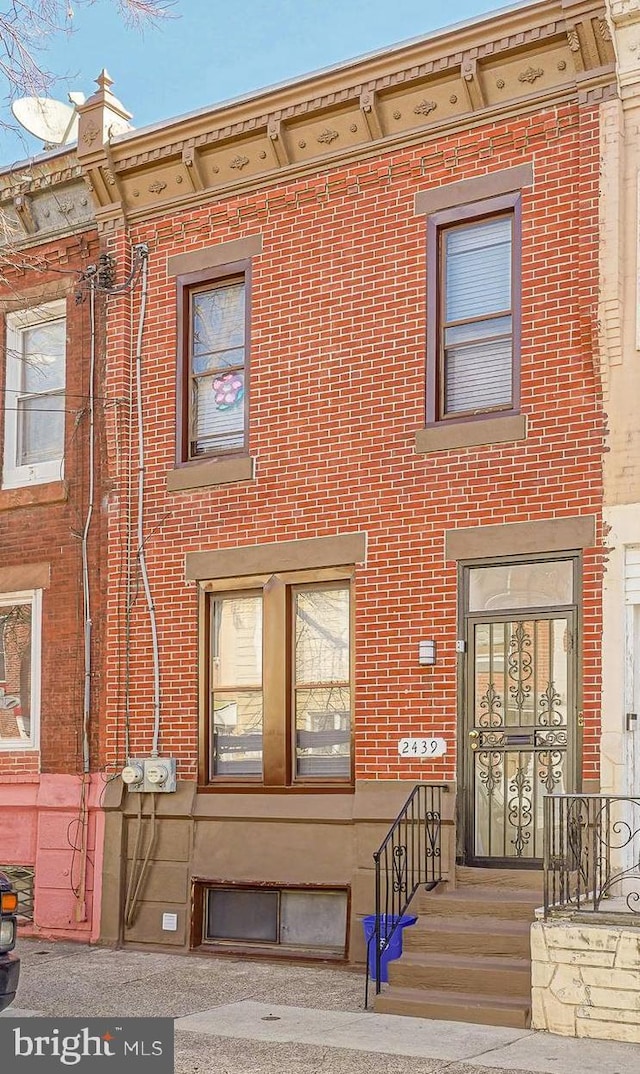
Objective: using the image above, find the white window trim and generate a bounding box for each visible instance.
[3,299,66,490]
[0,589,41,752]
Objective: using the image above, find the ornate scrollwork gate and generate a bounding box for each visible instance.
[465,613,576,864]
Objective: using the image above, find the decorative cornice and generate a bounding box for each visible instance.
[413,99,438,116]
[0,159,96,246]
[0,157,84,200]
[75,0,615,226]
[519,65,546,82]
[317,127,340,144]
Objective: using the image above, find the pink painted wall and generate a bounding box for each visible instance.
[0,774,104,941]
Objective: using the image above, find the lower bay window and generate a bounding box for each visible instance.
[199,569,353,787]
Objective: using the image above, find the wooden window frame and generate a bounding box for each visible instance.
[198,567,355,792]
[175,260,251,466]
[426,193,521,427]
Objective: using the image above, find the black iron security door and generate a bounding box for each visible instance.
[460,558,579,866]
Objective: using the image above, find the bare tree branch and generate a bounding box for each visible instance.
[0,0,174,121]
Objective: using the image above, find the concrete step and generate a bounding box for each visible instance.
[374,869,538,1029]
[415,885,540,921]
[374,986,531,1028]
[388,950,531,997]
[455,866,543,892]
[403,914,532,958]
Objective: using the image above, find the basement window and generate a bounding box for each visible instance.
[198,885,348,956]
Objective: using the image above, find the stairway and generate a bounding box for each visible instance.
[374,867,542,1028]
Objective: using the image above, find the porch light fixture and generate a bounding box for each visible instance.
[418,640,437,666]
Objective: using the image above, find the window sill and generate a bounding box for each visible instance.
[197,784,354,795]
[0,480,67,512]
[415,413,527,454]
[193,940,346,961]
[166,455,255,492]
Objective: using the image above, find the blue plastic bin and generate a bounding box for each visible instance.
[362,913,417,983]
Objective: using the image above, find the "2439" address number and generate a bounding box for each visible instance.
[398,737,447,757]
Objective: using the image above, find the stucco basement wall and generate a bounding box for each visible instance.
[531,919,640,1042]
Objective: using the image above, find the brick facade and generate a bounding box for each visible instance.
[0,0,614,955]
[101,101,604,786]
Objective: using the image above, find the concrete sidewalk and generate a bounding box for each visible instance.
[3,938,638,1074]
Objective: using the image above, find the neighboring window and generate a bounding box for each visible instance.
[198,884,348,955]
[3,300,66,489]
[427,195,520,424]
[177,265,248,463]
[203,572,353,786]
[0,591,41,751]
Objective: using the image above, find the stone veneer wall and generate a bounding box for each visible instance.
[531,919,640,1042]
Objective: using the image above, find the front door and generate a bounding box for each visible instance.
[461,559,579,866]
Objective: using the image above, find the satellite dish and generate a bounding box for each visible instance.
[11,94,86,148]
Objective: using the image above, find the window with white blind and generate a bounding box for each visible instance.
[201,572,353,787]
[177,264,249,463]
[3,300,66,488]
[427,194,520,425]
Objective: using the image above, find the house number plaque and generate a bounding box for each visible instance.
[398,737,447,757]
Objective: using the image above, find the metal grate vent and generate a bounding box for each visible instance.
[0,865,34,922]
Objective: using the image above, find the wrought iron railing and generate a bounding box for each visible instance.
[543,794,640,917]
[365,783,446,1005]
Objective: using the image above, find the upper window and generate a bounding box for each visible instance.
[427,194,520,425]
[201,572,353,787]
[177,265,249,464]
[3,300,66,489]
[0,590,41,751]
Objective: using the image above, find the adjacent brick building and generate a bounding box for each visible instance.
[0,150,106,938]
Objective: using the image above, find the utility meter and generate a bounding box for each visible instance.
[143,757,176,793]
[121,762,144,789]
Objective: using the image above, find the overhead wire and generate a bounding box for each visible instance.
[73,269,98,924]
[81,272,97,776]
[124,792,157,929]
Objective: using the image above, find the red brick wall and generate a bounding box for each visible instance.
[0,232,106,777]
[102,101,604,784]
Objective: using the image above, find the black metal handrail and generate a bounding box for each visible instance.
[543,793,640,917]
[365,783,446,1006]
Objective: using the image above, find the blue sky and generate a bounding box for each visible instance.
[2,0,529,164]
